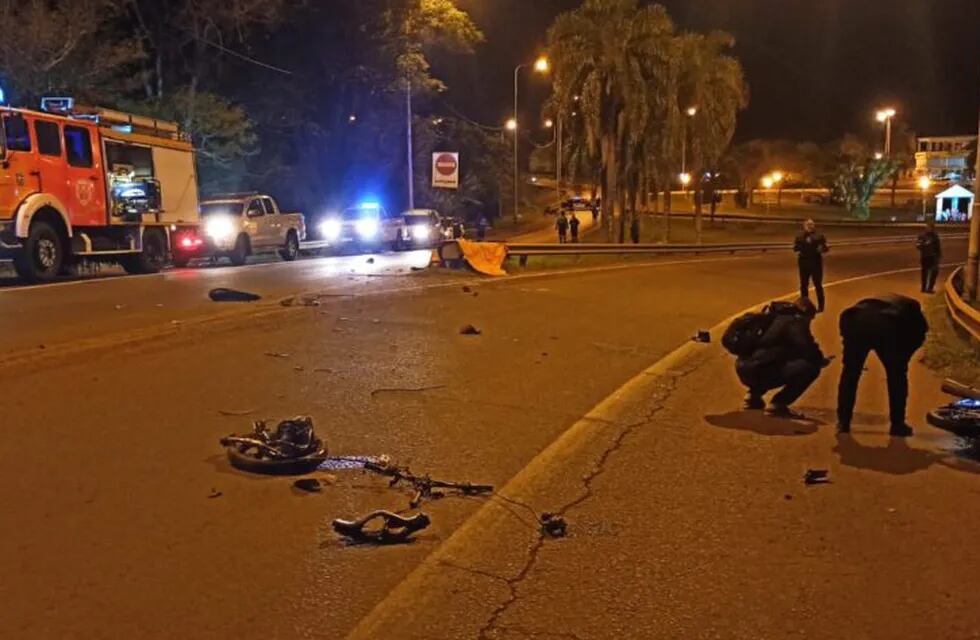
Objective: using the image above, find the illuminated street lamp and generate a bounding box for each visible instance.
[679,172,692,186]
[761,175,775,214]
[512,55,550,222]
[505,118,518,131]
[876,107,897,156]
[919,175,932,218]
[874,152,884,160]
[771,171,784,208]
[544,119,554,128]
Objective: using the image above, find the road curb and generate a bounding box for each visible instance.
[343,264,930,640]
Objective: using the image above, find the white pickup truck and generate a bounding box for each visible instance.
[197,194,306,266]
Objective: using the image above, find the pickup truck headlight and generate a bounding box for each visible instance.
[319,218,342,241]
[356,217,379,239]
[411,224,430,240]
[205,216,236,241]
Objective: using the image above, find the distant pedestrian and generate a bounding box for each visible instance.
[630,217,640,244]
[569,212,581,243]
[794,219,829,312]
[916,220,942,293]
[727,297,829,418]
[591,198,600,223]
[476,215,489,242]
[837,294,928,437]
[556,211,569,243]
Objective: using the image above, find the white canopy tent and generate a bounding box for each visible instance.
[934,184,975,222]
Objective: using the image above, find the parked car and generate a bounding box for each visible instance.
[198,194,305,266]
[399,209,443,249]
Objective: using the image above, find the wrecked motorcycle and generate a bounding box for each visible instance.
[221,416,328,475]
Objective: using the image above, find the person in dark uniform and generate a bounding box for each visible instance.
[735,297,829,418]
[556,211,569,243]
[591,198,600,223]
[836,294,929,437]
[916,220,941,293]
[569,212,581,243]
[476,215,489,241]
[630,217,640,244]
[794,219,829,312]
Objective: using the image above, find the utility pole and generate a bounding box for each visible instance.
[556,116,563,206]
[406,78,415,210]
[513,66,520,224]
[966,88,980,301]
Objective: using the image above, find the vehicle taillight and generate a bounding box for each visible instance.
[176,233,204,250]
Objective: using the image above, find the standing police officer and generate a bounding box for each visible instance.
[916,220,942,293]
[836,294,929,437]
[794,219,829,312]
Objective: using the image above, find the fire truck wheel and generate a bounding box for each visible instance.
[279,231,299,261]
[229,234,249,266]
[14,221,64,283]
[120,229,167,274]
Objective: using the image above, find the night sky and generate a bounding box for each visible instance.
[445,0,980,142]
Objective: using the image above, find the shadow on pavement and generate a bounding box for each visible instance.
[704,410,823,437]
[834,433,980,477]
[833,435,937,475]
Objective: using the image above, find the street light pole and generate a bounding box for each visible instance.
[406,77,415,210]
[513,64,521,224]
[876,107,896,156]
[556,116,563,206]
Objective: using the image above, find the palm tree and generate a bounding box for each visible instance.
[676,31,748,242]
[548,0,674,241]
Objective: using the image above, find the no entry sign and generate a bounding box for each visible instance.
[432,152,459,189]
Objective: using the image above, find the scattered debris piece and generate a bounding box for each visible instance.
[333,510,431,545]
[363,459,493,508]
[803,469,830,485]
[473,292,479,297]
[207,489,223,499]
[693,330,711,344]
[221,416,327,475]
[114,304,125,310]
[366,257,375,264]
[293,478,323,493]
[462,286,472,293]
[281,294,323,308]
[209,287,262,303]
[784,494,793,501]
[264,351,291,359]
[294,366,305,372]
[411,266,425,271]
[218,408,257,417]
[370,385,446,398]
[319,455,389,471]
[540,513,568,538]
[460,324,482,336]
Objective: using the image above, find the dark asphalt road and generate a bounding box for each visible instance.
[0,239,966,639]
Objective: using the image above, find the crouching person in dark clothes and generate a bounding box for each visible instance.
[734,297,829,418]
[837,294,928,437]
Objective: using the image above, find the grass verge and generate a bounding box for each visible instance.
[921,293,980,387]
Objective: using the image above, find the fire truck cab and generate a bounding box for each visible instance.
[0,98,201,282]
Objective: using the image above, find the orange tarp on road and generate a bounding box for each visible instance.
[456,239,508,276]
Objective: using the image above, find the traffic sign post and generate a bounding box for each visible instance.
[432,152,459,190]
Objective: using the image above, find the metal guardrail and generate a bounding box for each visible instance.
[507,234,969,258]
[944,267,980,342]
[652,211,971,230]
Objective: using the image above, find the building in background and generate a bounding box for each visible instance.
[915,135,976,181]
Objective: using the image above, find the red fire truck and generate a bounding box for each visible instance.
[0,98,202,282]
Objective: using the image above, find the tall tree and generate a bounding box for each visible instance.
[548,0,675,241]
[0,0,143,106]
[677,31,748,242]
